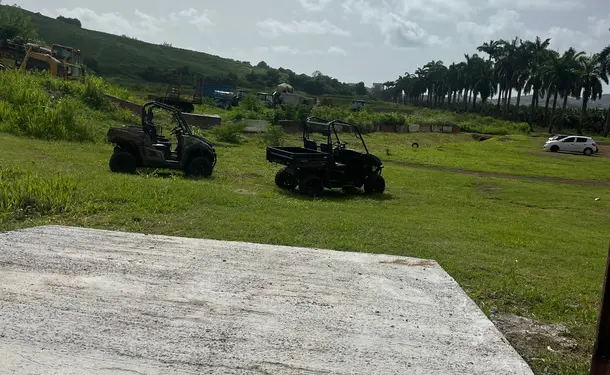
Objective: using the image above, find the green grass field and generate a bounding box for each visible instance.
[1,129,609,374]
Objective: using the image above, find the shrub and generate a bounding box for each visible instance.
[0,70,134,142]
[0,167,78,220]
[240,93,262,111]
[211,121,246,143]
[261,124,285,146]
[82,76,107,109]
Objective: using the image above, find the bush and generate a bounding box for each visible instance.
[240,93,262,111]
[0,70,135,142]
[211,121,246,143]
[261,124,285,146]
[0,167,78,220]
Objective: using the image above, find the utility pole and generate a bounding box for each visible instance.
[590,244,610,375]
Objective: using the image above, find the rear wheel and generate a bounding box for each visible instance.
[550,145,559,152]
[186,157,213,178]
[275,167,298,190]
[584,148,593,156]
[299,175,324,197]
[109,151,136,174]
[364,175,385,194]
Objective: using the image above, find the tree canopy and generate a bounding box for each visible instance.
[383,36,610,135]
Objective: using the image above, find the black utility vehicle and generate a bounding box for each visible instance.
[106,101,217,177]
[266,116,385,196]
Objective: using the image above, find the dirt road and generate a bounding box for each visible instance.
[0,226,533,375]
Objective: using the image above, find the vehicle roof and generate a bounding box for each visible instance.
[552,135,594,140]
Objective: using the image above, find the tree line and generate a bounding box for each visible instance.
[380,37,610,135]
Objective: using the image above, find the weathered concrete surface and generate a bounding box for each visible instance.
[0,226,533,375]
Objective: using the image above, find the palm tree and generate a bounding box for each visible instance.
[599,45,610,136]
[543,48,584,133]
[523,37,551,128]
[474,60,497,105]
[575,54,608,134]
[477,40,501,62]
[462,54,482,110]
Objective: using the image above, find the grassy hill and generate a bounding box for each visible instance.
[11,6,361,97]
[25,10,264,89]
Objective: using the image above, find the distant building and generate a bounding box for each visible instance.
[371,82,384,93]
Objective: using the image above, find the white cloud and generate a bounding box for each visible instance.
[298,0,333,11]
[380,12,446,47]
[257,45,348,56]
[43,7,215,40]
[487,0,583,11]
[455,10,607,57]
[342,1,444,47]
[256,19,351,37]
[398,0,474,21]
[545,26,598,53]
[327,46,348,55]
[456,9,524,44]
[588,15,610,39]
[343,0,472,23]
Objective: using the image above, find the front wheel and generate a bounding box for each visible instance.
[550,145,559,152]
[186,157,213,178]
[364,175,385,194]
[275,167,298,190]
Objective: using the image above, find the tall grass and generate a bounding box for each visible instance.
[0,70,136,142]
[0,167,78,220]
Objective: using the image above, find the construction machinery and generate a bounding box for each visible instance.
[148,73,206,113]
[0,39,86,81]
[262,83,315,109]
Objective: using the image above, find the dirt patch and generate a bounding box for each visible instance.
[492,313,577,354]
[472,134,493,142]
[380,259,436,267]
[234,189,257,196]
[390,161,610,188]
[596,143,610,158]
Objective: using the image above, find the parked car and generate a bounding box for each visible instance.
[543,136,599,156]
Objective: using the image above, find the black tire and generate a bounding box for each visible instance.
[550,145,559,152]
[299,175,324,197]
[412,142,419,148]
[584,148,593,156]
[275,167,298,190]
[109,151,136,174]
[364,175,386,194]
[186,156,213,178]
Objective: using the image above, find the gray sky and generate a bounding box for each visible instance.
[13,0,610,85]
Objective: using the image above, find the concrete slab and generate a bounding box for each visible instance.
[0,226,533,375]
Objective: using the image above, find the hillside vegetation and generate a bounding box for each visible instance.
[10,5,365,97]
[0,70,135,141]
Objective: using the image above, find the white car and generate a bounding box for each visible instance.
[544,135,599,156]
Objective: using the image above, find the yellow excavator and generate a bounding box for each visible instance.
[0,40,86,81]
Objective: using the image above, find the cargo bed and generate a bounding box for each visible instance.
[266,146,331,168]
